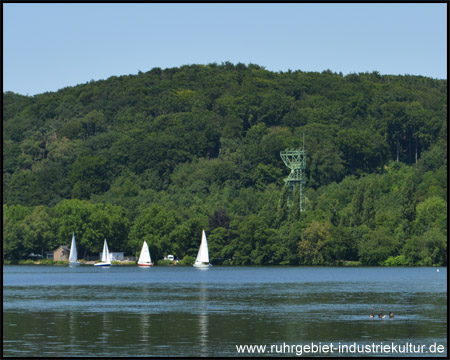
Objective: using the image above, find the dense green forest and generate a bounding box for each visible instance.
[3,63,447,266]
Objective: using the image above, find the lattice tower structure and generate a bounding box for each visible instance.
[280,147,306,211]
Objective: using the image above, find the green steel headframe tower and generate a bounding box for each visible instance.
[280,140,306,211]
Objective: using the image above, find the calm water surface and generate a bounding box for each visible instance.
[3,266,447,357]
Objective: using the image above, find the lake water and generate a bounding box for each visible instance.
[3,266,447,357]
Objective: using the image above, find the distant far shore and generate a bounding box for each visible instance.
[2,260,445,268]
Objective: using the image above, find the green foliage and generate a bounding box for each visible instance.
[413,196,447,236]
[157,259,177,266]
[403,228,447,266]
[358,227,398,266]
[69,156,110,199]
[298,220,331,265]
[383,255,408,267]
[2,64,447,265]
[177,255,196,265]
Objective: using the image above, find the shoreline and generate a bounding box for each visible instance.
[2,260,445,268]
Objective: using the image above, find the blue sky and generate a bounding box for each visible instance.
[3,3,447,96]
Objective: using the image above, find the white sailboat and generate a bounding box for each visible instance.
[137,240,153,267]
[193,229,211,268]
[69,232,80,266]
[94,239,111,267]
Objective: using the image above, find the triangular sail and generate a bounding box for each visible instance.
[138,241,152,265]
[101,240,107,262]
[195,230,209,264]
[101,239,111,265]
[69,232,78,263]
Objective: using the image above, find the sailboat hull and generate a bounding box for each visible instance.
[193,263,211,268]
[94,262,111,267]
[138,263,153,267]
[69,261,80,266]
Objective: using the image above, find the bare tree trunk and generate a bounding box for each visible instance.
[396,135,399,162]
[408,137,411,164]
[415,137,418,163]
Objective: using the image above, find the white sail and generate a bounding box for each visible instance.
[68,232,80,265]
[138,241,152,266]
[94,239,111,267]
[103,239,111,264]
[194,230,210,267]
[95,239,111,266]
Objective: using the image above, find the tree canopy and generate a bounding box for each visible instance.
[3,63,447,265]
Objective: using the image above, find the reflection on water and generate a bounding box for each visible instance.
[3,266,447,357]
[198,283,209,356]
[69,311,75,350]
[139,313,150,354]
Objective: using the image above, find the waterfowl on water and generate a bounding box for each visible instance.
[389,311,394,318]
[369,307,374,318]
[378,308,386,319]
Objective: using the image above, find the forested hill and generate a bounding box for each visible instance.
[3,63,447,266]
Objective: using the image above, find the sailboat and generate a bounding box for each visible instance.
[137,240,153,267]
[94,239,111,267]
[68,232,80,266]
[193,229,211,268]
